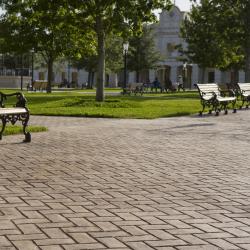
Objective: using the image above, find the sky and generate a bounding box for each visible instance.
[175,0,193,11]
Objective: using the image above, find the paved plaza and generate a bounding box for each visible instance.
[1,110,250,250]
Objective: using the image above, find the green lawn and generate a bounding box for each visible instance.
[1,88,202,119]
[3,125,47,136]
[25,91,201,119]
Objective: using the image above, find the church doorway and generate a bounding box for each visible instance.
[156,65,171,86]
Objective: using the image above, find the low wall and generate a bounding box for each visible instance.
[0,76,31,89]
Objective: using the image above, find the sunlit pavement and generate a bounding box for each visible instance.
[1,109,250,250]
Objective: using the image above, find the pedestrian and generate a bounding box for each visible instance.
[178,75,185,91]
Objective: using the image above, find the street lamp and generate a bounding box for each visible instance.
[30,48,35,90]
[183,62,187,89]
[21,54,23,91]
[123,42,129,93]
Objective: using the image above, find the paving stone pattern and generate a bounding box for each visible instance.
[1,110,250,250]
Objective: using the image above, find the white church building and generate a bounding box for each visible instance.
[148,6,245,89]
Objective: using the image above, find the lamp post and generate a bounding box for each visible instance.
[21,54,23,91]
[123,42,129,93]
[183,62,187,89]
[30,48,35,90]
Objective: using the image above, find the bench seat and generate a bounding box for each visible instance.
[0,108,27,115]
[217,96,236,102]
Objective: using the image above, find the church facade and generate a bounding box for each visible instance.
[148,6,245,89]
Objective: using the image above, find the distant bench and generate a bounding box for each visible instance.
[196,83,237,116]
[123,82,144,95]
[32,80,48,91]
[0,92,31,142]
[237,83,250,109]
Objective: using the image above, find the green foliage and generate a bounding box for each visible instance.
[105,34,124,74]
[0,0,95,92]
[182,0,250,80]
[128,26,162,81]
[69,0,173,101]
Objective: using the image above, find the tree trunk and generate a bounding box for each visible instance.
[200,67,206,83]
[91,72,95,88]
[47,57,53,93]
[87,71,92,89]
[96,16,105,102]
[136,71,140,83]
[232,68,239,84]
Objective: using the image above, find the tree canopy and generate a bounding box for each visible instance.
[181,0,250,82]
[1,0,172,97]
[69,0,172,101]
[0,0,94,92]
[127,26,162,82]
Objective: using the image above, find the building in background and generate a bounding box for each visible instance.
[150,6,245,88]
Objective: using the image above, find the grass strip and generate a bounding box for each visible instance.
[2,125,47,136]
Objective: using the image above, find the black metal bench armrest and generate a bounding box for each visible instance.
[0,92,27,108]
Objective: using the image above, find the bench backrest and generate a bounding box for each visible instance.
[127,82,144,89]
[0,92,27,108]
[33,81,42,89]
[33,81,48,90]
[237,83,250,92]
[196,83,220,99]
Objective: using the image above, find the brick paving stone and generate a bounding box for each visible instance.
[0,235,12,247]
[8,234,48,241]
[98,237,127,248]
[69,232,97,244]
[42,228,69,238]
[63,243,106,249]
[146,239,188,247]
[12,240,39,250]
[238,244,250,250]
[177,246,220,250]
[1,113,250,249]
[207,238,240,249]
[126,241,155,250]
[40,246,64,250]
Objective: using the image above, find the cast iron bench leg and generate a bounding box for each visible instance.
[22,113,31,143]
[0,117,6,140]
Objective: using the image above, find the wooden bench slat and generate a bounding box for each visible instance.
[0,108,27,115]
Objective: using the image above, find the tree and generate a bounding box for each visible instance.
[105,34,124,75]
[69,0,172,101]
[71,33,124,88]
[181,1,229,82]
[71,55,98,89]
[127,26,162,82]
[181,0,250,82]
[0,0,94,93]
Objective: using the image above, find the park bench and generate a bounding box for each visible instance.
[32,80,48,91]
[123,82,144,95]
[0,92,31,142]
[196,83,237,116]
[237,83,250,109]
